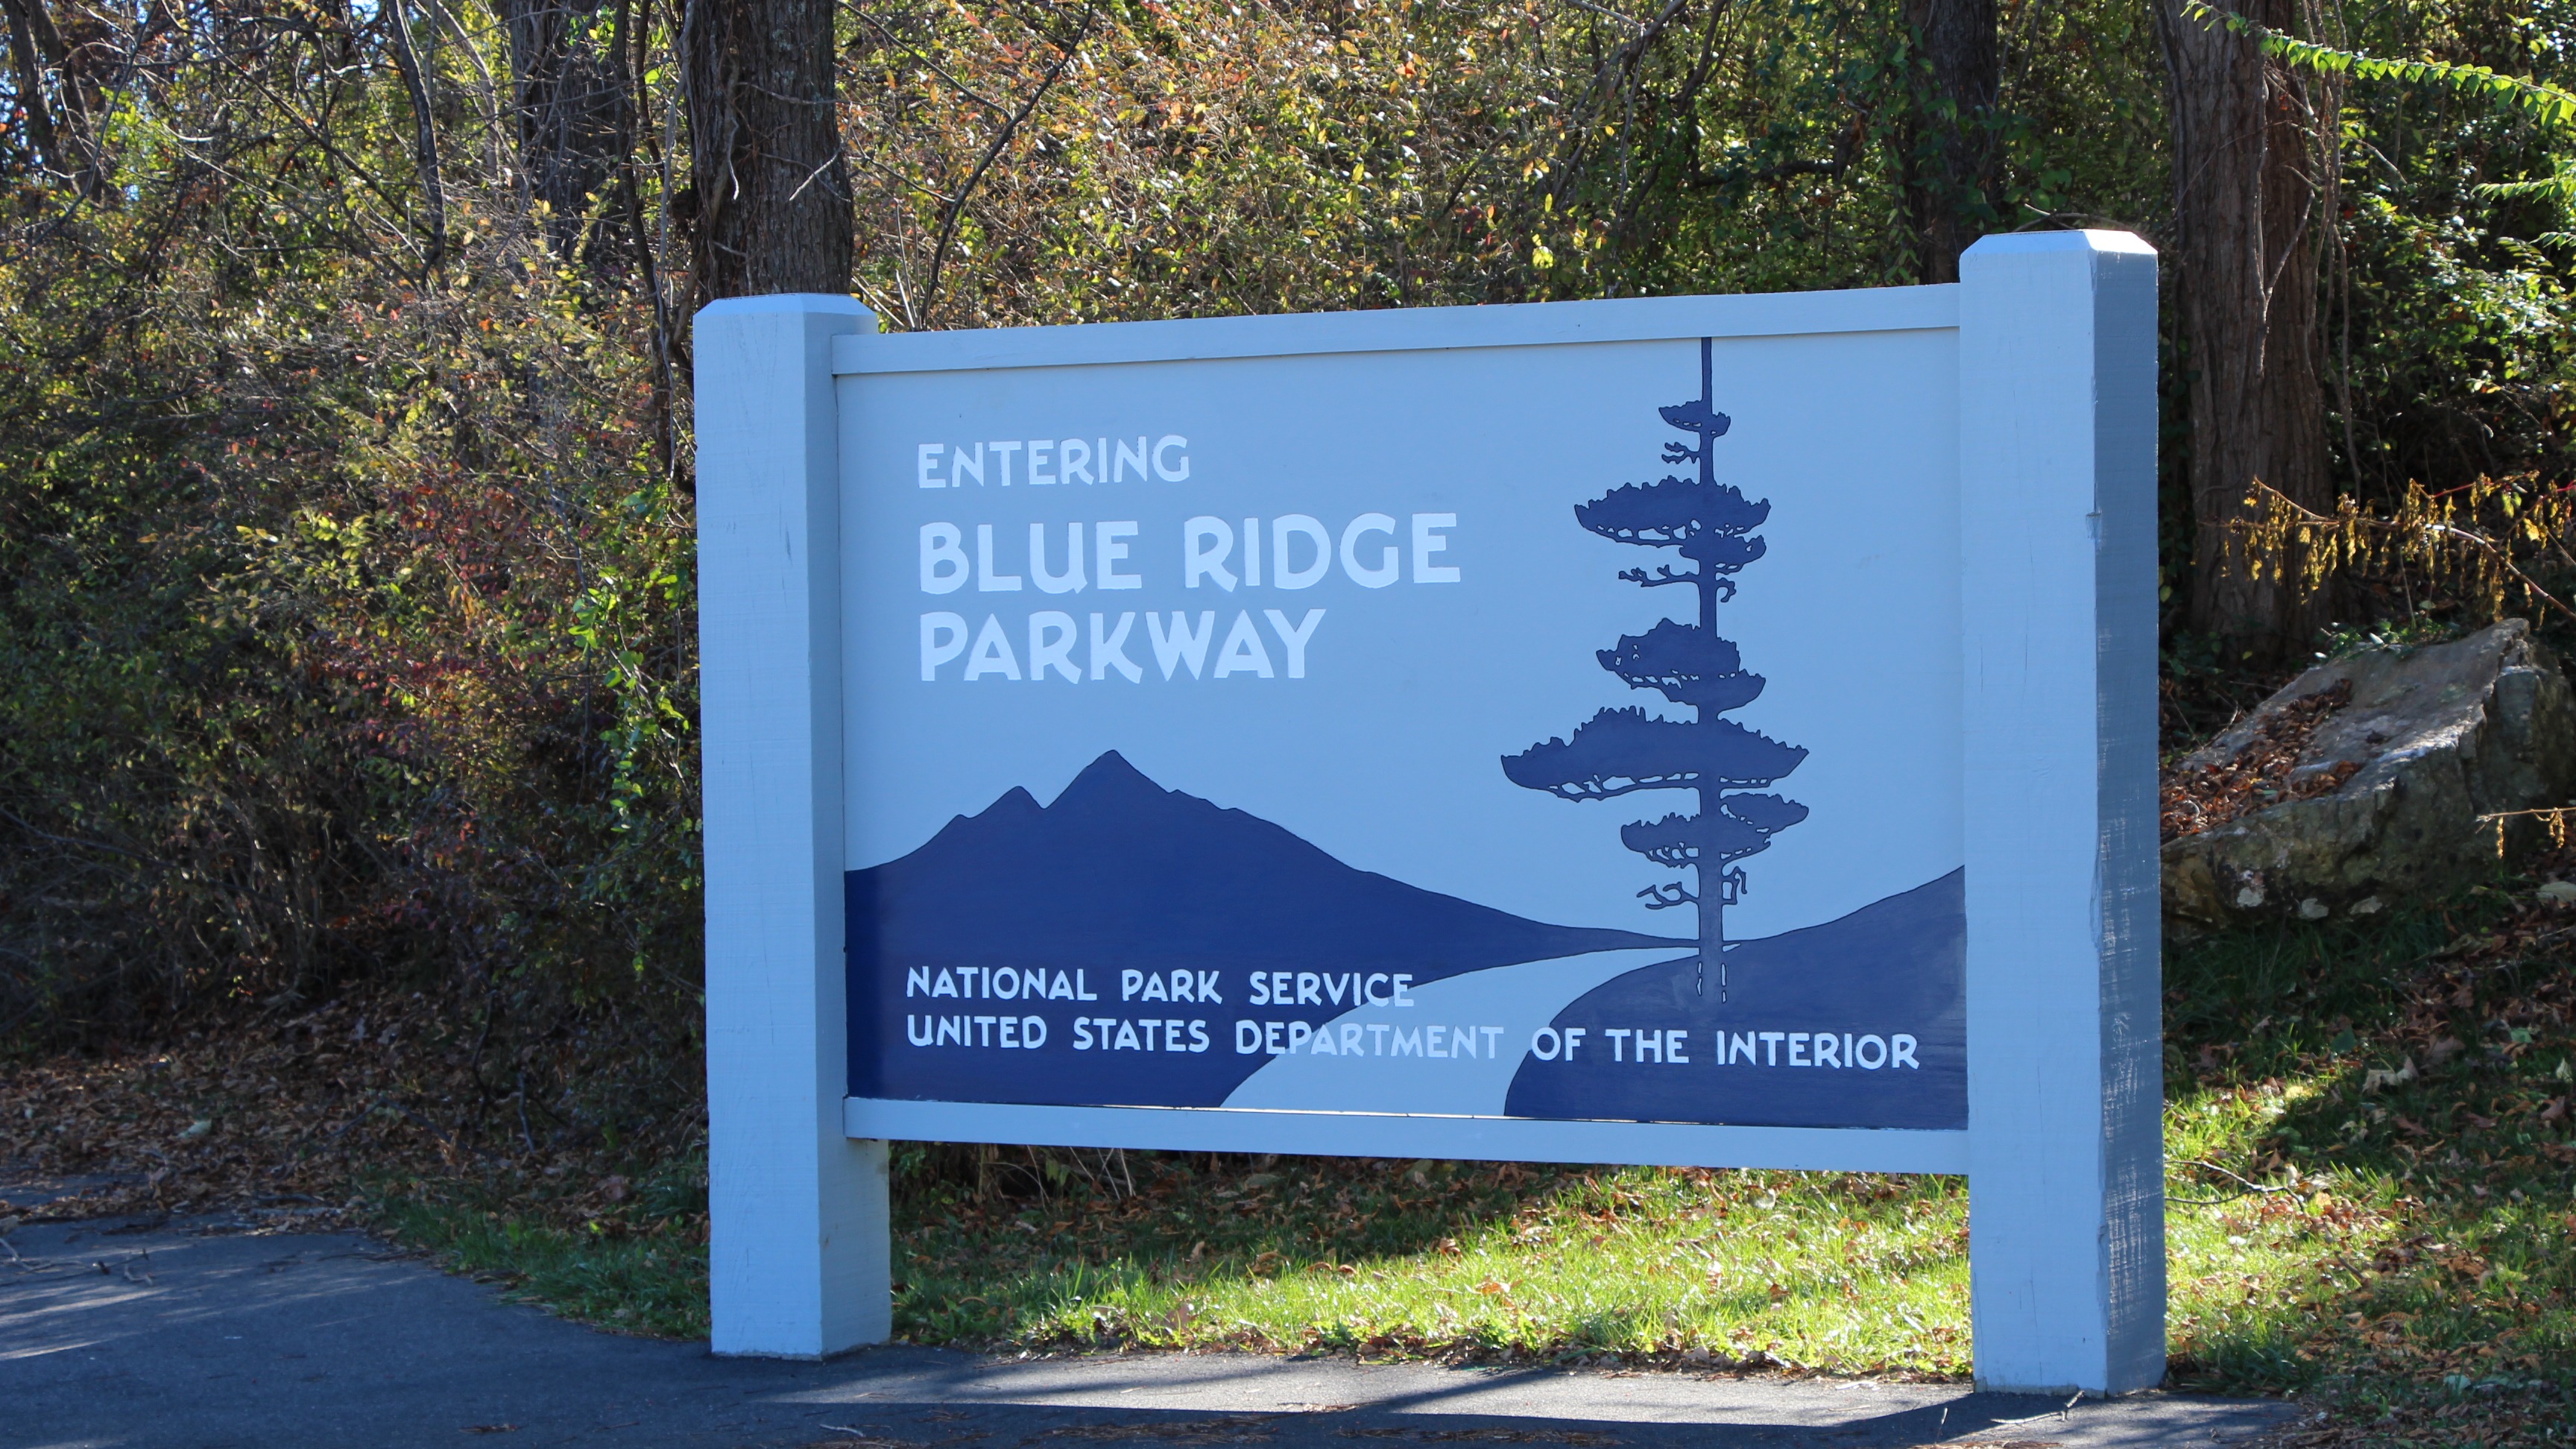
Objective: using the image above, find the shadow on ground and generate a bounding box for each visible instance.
[0,1196,2290,1449]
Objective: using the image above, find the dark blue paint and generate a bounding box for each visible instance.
[1501,338,1807,1002]
[847,341,1963,1129]
[1502,870,1966,1130]
[847,751,1682,1105]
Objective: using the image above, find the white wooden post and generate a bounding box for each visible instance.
[696,294,891,1358]
[1960,231,2165,1395]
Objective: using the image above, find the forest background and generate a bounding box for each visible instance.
[23,0,2574,1060]
[7,0,2576,1424]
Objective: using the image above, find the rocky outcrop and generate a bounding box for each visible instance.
[2163,619,2576,931]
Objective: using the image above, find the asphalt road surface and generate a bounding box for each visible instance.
[2,1193,2298,1449]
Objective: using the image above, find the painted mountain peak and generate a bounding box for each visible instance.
[847,750,1684,1102]
[847,751,1963,1126]
[850,749,1682,977]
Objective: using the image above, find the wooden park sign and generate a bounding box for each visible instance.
[693,231,2165,1392]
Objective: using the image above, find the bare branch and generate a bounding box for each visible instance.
[920,2,1099,324]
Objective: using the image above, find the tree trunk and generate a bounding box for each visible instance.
[681,0,850,306]
[2155,0,2337,658]
[1900,0,1998,285]
[1698,780,1726,1000]
[1,0,110,195]
[382,1,450,281]
[0,0,68,182]
[500,0,627,259]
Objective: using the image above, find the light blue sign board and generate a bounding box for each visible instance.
[842,329,1962,1131]
[693,233,2163,1391]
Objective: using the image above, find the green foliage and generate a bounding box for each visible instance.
[2188,0,2576,133]
[2314,613,2469,660]
[886,1157,1969,1368]
[2155,883,2576,1443]
[0,0,701,1061]
[391,880,2576,1448]
[2277,0,2576,503]
[13,0,2569,1058]
[14,13,2576,1445]
[373,1153,714,1340]
[0,0,2130,1064]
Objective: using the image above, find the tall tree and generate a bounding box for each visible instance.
[1,0,110,196]
[1504,340,1808,1005]
[502,0,627,258]
[1901,0,2000,283]
[682,0,850,304]
[2154,0,2337,657]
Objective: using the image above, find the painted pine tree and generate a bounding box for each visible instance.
[1502,340,1808,1001]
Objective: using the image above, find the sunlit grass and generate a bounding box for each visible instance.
[896,1161,1972,1373]
[376,875,2576,1439]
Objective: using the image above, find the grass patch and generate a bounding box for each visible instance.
[367,871,2576,1442]
[894,1155,1969,1373]
[367,1155,713,1340]
[2154,880,2576,1443]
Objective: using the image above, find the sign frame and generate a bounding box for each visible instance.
[694,230,2163,1392]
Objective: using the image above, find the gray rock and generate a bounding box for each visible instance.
[2163,619,2576,930]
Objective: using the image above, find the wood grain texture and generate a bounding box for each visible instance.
[696,294,888,1358]
[1959,231,2165,1395]
[833,284,1964,376]
[847,1099,1970,1174]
